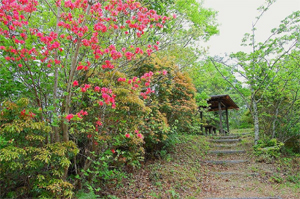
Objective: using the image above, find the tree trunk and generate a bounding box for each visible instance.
[61,4,92,142]
[252,99,259,145]
[272,106,279,139]
[53,4,60,143]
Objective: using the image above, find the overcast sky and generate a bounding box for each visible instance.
[202,0,300,56]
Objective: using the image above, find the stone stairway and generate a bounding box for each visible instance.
[205,134,249,165]
[201,132,283,199]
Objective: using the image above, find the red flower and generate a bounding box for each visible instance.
[73,80,79,86]
[21,109,26,116]
[77,65,84,70]
[94,86,100,92]
[84,84,91,89]
[111,149,115,153]
[125,133,130,138]
[66,114,74,121]
[79,110,88,116]
[54,59,60,64]
[29,112,36,118]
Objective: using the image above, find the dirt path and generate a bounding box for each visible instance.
[198,133,299,199]
[101,133,300,199]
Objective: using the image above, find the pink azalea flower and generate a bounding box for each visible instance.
[66,114,74,121]
[73,80,79,86]
[94,86,100,92]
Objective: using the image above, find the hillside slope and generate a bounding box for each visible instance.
[96,131,300,198]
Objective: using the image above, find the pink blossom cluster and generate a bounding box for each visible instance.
[20,109,35,119]
[118,70,167,98]
[125,130,143,139]
[0,0,172,74]
[76,109,88,118]
[97,87,117,109]
[80,84,91,92]
[140,87,154,99]
[134,130,143,139]
[66,114,74,121]
[95,118,102,131]
[76,61,91,71]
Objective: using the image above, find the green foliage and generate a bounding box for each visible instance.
[254,138,284,163]
[0,0,219,196]
[187,59,251,131]
[174,0,218,40]
[0,99,78,198]
[129,56,198,157]
[287,174,300,184]
[269,173,284,183]
[226,10,300,144]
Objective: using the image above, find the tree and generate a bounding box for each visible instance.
[0,0,172,197]
[186,58,251,131]
[212,2,300,145]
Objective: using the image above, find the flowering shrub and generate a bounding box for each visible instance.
[127,55,198,156]
[0,0,175,197]
[0,98,78,198]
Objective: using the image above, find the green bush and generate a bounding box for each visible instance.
[254,138,284,163]
[0,99,78,198]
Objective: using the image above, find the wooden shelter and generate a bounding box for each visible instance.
[200,94,239,134]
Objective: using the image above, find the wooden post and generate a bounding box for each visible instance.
[226,107,229,134]
[218,100,223,134]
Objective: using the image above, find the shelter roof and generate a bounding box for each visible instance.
[207,94,239,111]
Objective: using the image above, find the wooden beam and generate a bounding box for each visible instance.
[218,100,223,134]
[226,107,229,134]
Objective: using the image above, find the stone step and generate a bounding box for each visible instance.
[211,171,259,176]
[211,143,240,148]
[208,150,246,154]
[240,132,252,135]
[204,160,249,164]
[210,139,241,143]
[213,135,240,139]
